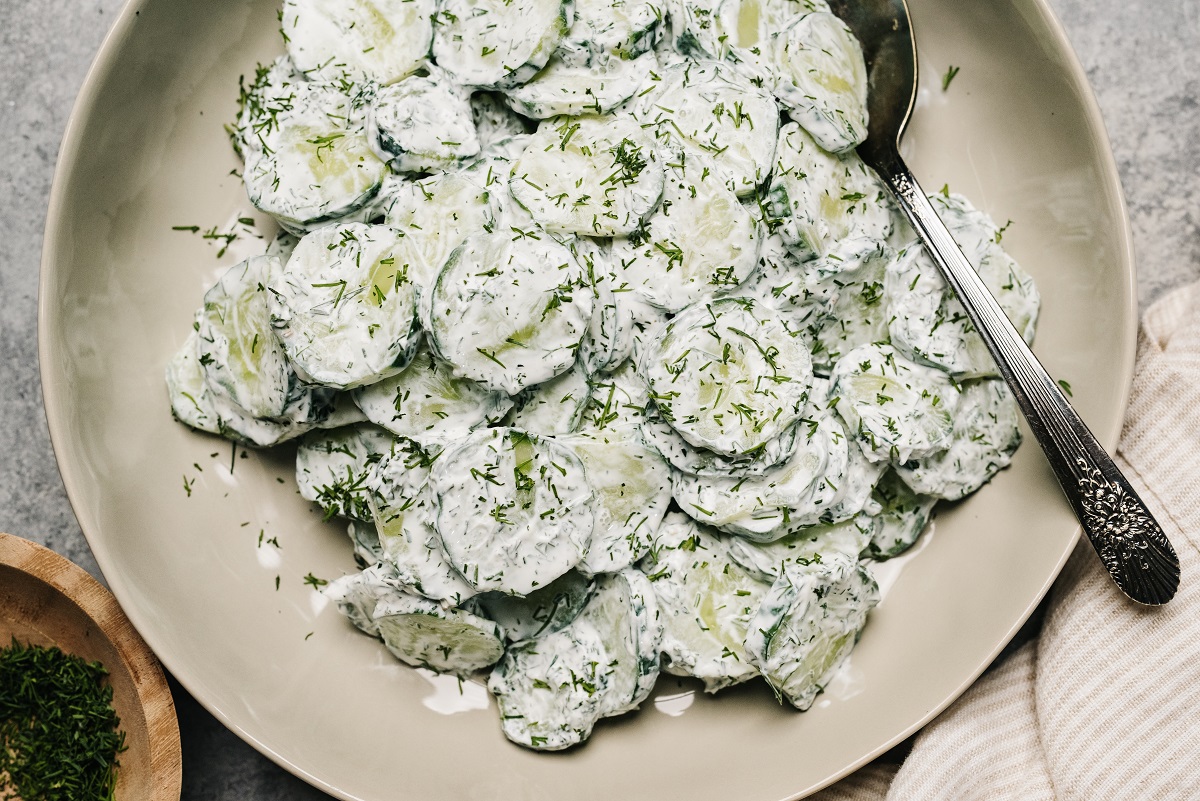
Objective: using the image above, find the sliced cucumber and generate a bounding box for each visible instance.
[711,0,828,54]
[578,359,649,432]
[431,428,594,595]
[576,241,640,374]
[471,91,536,149]
[488,621,610,749]
[269,222,422,389]
[725,514,875,582]
[634,59,779,197]
[367,440,478,604]
[744,553,879,709]
[670,407,848,539]
[369,69,481,173]
[576,569,663,716]
[885,193,1040,378]
[640,513,768,691]
[196,255,291,420]
[504,363,592,434]
[474,569,594,641]
[642,297,813,456]
[506,51,656,118]
[611,151,762,311]
[374,592,506,675]
[805,238,894,374]
[352,340,513,442]
[242,76,387,234]
[895,378,1022,500]
[265,230,300,262]
[296,424,397,520]
[557,0,662,65]
[819,432,885,523]
[766,12,868,153]
[324,562,412,637]
[763,122,893,260]
[166,333,223,436]
[557,429,672,575]
[510,114,665,236]
[432,0,572,89]
[383,155,509,293]
[864,469,936,560]
[640,404,801,477]
[829,343,960,464]
[346,518,384,566]
[282,0,435,84]
[428,229,593,395]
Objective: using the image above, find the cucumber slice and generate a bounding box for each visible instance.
[642,297,813,457]
[557,429,672,575]
[864,469,936,560]
[269,222,422,390]
[763,122,892,260]
[196,255,291,420]
[324,562,412,637]
[432,0,572,89]
[367,440,478,604]
[474,569,594,641]
[207,388,327,447]
[725,514,876,582]
[711,0,828,53]
[885,193,1040,378]
[640,513,768,691]
[431,428,594,595]
[557,0,663,66]
[576,569,663,716]
[670,407,848,540]
[166,333,223,436]
[743,553,879,709]
[509,115,665,236]
[488,621,610,750]
[384,156,509,294]
[819,433,885,523]
[374,593,506,675]
[576,240,640,374]
[428,229,594,395]
[766,12,868,153]
[611,151,762,311]
[664,0,723,59]
[639,404,801,477]
[504,364,592,435]
[296,424,397,520]
[242,77,387,234]
[829,343,960,464]
[369,70,481,173]
[265,230,300,262]
[634,59,779,197]
[895,378,1022,500]
[281,0,435,84]
[578,359,648,432]
[352,341,513,442]
[471,91,536,148]
[505,51,656,118]
[805,238,894,374]
[346,519,384,567]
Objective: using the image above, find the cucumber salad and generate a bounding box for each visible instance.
[166,0,1041,750]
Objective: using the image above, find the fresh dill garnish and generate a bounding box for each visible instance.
[0,640,127,801]
[942,65,960,91]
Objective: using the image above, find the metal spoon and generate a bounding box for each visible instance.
[826,0,1179,605]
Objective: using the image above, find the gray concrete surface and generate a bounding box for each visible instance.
[1,0,1196,798]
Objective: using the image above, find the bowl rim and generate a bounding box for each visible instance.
[0,531,183,800]
[37,0,1138,796]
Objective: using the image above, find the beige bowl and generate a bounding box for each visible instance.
[39,0,1136,798]
[0,533,181,800]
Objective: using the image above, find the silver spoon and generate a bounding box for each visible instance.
[826,0,1179,605]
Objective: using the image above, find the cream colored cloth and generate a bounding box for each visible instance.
[812,282,1200,801]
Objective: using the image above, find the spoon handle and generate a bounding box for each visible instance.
[878,154,1179,605]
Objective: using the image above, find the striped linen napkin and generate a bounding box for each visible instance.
[812,281,1200,800]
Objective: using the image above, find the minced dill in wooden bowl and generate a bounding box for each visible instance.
[0,639,126,800]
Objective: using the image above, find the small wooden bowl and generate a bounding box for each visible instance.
[0,532,181,800]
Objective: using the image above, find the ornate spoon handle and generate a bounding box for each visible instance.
[876,153,1180,605]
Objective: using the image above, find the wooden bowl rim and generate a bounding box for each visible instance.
[0,532,182,800]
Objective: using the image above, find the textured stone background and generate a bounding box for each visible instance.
[1,1,1196,798]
